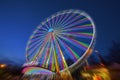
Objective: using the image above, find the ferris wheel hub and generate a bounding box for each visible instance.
[48,28,53,32]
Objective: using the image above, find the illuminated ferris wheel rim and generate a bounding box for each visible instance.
[26,9,96,72]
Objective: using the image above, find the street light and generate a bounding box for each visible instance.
[0,64,6,68]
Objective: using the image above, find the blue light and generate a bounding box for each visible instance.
[48,28,53,32]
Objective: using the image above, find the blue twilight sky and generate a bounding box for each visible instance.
[0,0,120,65]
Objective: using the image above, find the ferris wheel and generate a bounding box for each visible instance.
[25,9,96,73]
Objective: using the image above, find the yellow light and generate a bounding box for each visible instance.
[82,73,91,77]
[0,64,6,68]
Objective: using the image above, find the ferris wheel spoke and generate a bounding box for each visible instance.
[30,34,47,41]
[37,33,51,59]
[61,14,82,29]
[46,18,52,29]
[57,34,88,51]
[30,36,45,42]
[28,34,48,49]
[43,23,50,30]
[38,33,54,69]
[55,14,64,27]
[50,49,55,71]
[34,28,47,33]
[60,13,75,27]
[50,33,61,72]
[30,33,51,61]
[41,35,53,68]
[47,46,53,70]
[37,42,49,65]
[32,33,46,37]
[32,33,47,38]
[41,41,51,68]
[56,36,80,62]
[60,32,93,39]
[30,43,46,61]
[38,24,48,31]
[45,18,52,30]
[34,30,47,35]
[51,16,56,29]
[36,28,47,32]
[45,44,52,69]
[57,13,70,26]
[27,41,44,56]
[74,24,93,29]
[34,30,48,36]
[62,17,89,30]
[48,47,53,71]
[28,39,43,49]
[61,24,93,33]
[54,14,59,26]
[66,35,89,49]
[54,37,68,69]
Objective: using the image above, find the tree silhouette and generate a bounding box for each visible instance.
[109,41,120,64]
